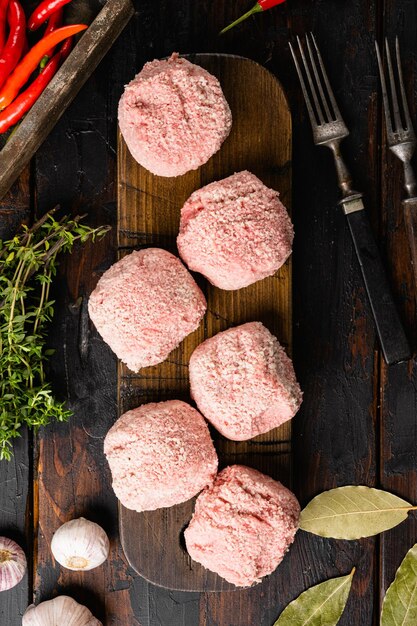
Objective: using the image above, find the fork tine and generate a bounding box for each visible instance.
[375,40,394,137]
[311,33,344,122]
[385,38,402,132]
[305,34,332,122]
[296,35,325,124]
[289,41,318,129]
[396,36,414,135]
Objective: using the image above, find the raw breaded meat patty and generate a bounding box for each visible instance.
[118,53,232,177]
[88,248,206,372]
[177,170,294,290]
[184,465,300,587]
[104,400,218,512]
[189,322,302,440]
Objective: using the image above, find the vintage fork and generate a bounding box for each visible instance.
[376,38,417,295]
[290,34,411,365]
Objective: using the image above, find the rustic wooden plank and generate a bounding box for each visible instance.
[118,53,292,593]
[188,0,381,624]
[0,0,134,202]
[288,2,380,623]
[379,0,417,616]
[0,170,31,626]
[32,230,144,625]
[32,19,143,623]
[0,0,392,623]
[0,166,31,233]
[207,5,377,626]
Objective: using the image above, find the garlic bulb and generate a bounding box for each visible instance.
[0,536,26,591]
[22,596,102,626]
[51,517,109,571]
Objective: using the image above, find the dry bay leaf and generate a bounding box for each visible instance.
[381,543,417,625]
[299,486,415,539]
[273,568,355,625]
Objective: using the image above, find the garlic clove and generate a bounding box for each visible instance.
[51,517,110,571]
[0,536,27,591]
[22,595,102,626]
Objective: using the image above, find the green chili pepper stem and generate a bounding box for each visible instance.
[219,2,263,35]
[39,55,49,70]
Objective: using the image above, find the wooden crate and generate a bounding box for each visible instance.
[0,0,134,200]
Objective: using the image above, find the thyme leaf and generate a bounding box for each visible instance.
[0,209,110,461]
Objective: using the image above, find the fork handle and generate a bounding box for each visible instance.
[404,162,417,199]
[403,198,417,293]
[343,202,411,365]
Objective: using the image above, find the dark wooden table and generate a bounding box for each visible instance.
[1,1,417,624]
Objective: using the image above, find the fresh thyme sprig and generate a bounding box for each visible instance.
[0,209,110,461]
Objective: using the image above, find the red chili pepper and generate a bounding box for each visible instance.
[220,0,286,34]
[0,0,9,55]
[258,0,284,7]
[0,0,25,90]
[28,0,72,31]
[0,51,61,133]
[60,35,73,61]
[40,7,63,67]
[0,23,87,110]
[42,33,72,70]
[22,35,28,56]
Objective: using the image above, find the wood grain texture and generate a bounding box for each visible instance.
[285,2,380,625]
[3,0,417,624]
[403,199,417,298]
[0,0,134,201]
[118,53,292,592]
[31,16,144,624]
[0,171,31,626]
[379,0,417,617]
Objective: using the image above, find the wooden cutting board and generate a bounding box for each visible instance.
[117,54,292,592]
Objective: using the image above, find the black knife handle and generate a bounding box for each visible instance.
[346,209,411,365]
